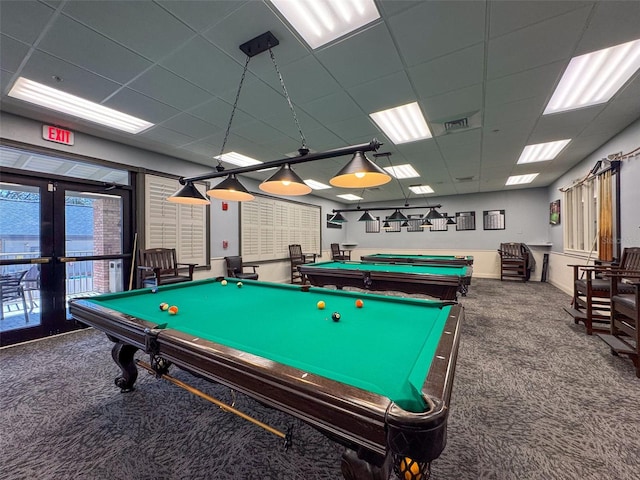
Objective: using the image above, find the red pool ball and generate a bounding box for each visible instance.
[168,305,178,315]
[355,299,364,308]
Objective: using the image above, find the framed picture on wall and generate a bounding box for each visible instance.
[550,200,560,225]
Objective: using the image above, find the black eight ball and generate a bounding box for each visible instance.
[331,312,341,322]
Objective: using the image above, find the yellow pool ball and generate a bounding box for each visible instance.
[221,279,228,286]
[399,457,422,480]
[317,300,325,310]
[159,302,169,311]
[168,306,178,315]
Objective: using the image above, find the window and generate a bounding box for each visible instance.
[563,177,597,253]
[144,174,208,266]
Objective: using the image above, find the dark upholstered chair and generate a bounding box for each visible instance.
[565,247,640,335]
[289,244,316,284]
[0,270,29,322]
[138,248,196,288]
[498,243,529,281]
[225,256,259,281]
[598,273,640,377]
[331,243,351,261]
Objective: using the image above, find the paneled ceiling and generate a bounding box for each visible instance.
[1,0,639,204]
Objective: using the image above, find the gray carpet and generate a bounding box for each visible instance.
[1,279,639,480]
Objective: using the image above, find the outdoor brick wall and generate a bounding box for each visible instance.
[93,198,122,293]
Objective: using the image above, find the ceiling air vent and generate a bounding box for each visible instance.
[444,118,468,131]
[455,176,474,182]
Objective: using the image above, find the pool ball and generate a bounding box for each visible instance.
[317,300,325,310]
[237,281,243,288]
[168,306,178,315]
[331,312,341,322]
[151,287,158,294]
[355,299,364,308]
[159,302,168,311]
[221,279,228,286]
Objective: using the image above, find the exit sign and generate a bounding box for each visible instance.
[42,125,74,145]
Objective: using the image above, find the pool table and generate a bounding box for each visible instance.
[69,278,462,480]
[361,253,474,266]
[298,261,473,299]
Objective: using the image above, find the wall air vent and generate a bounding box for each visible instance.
[444,118,468,131]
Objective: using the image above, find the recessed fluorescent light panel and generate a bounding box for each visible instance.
[270,0,380,49]
[517,139,571,164]
[370,102,432,145]
[304,179,331,190]
[506,173,539,185]
[7,77,153,134]
[384,164,420,179]
[337,194,363,201]
[409,185,434,194]
[544,38,640,114]
[214,152,262,167]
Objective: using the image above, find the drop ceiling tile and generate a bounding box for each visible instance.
[262,55,342,105]
[21,50,121,102]
[189,97,254,129]
[302,91,363,125]
[409,43,485,99]
[160,114,219,139]
[575,1,640,54]
[484,97,545,129]
[421,84,483,122]
[485,60,565,106]
[226,78,293,122]
[529,106,605,142]
[378,1,420,17]
[62,1,195,61]
[299,126,346,152]
[104,87,180,124]
[139,125,195,147]
[441,142,482,166]
[388,0,486,66]
[39,15,152,83]
[262,108,323,140]
[230,120,292,145]
[160,37,246,95]
[1,34,30,72]
[0,0,55,44]
[347,71,415,113]
[489,1,592,39]
[435,129,482,149]
[129,66,211,111]
[1,69,14,91]
[325,116,380,142]
[315,22,402,89]
[156,0,247,32]
[487,6,591,80]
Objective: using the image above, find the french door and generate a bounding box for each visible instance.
[0,172,133,346]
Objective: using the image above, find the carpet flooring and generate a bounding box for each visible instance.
[1,278,639,480]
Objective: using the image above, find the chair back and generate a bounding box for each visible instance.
[330,243,341,259]
[289,244,304,264]
[139,248,179,277]
[0,270,27,301]
[225,256,244,277]
[499,243,524,259]
[620,247,640,271]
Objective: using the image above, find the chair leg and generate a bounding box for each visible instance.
[22,295,29,323]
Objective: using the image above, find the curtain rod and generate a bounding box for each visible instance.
[181,139,382,185]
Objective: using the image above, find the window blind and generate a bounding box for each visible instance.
[240,194,320,262]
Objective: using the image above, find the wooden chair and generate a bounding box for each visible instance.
[598,273,640,377]
[138,248,196,288]
[224,256,259,281]
[565,247,640,335]
[498,243,529,281]
[289,244,316,284]
[0,270,29,322]
[331,243,351,261]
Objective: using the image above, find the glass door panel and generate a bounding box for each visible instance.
[65,259,124,319]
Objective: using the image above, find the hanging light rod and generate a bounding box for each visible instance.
[178,139,382,186]
[332,204,441,214]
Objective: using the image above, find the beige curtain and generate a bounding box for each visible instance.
[598,170,613,261]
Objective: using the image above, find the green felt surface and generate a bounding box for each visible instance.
[307,260,470,277]
[367,254,472,261]
[86,279,453,412]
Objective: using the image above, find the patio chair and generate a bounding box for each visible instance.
[0,270,29,322]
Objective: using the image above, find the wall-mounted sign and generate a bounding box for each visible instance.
[42,125,74,145]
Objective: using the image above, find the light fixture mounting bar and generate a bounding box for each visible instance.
[333,204,442,213]
[181,139,382,185]
[239,31,280,57]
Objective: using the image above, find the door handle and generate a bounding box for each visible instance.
[30,257,52,264]
[57,257,77,263]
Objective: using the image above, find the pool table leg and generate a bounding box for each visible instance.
[341,448,390,480]
[110,340,139,393]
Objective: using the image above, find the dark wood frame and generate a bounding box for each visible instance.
[360,254,474,266]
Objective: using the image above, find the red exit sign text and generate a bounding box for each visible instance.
[42,125,74,146]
